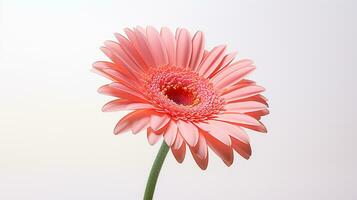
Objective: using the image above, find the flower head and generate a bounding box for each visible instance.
[93,26,269,169]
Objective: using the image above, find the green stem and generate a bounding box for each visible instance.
[143,141,169,200]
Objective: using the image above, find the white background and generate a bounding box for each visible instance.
[1,0,356,199]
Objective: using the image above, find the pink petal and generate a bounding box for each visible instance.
[171,137,186,163]
[146,26,169,67]
[177,120,199,147]
[211,59,253,85]
[150,113,170,131]
[189,31,205,71]
[108,83,145,98]
[247,94,269,107]
[125,27,155,67]
[100,47,141,82]
[214,65,256,91]
[246,109,270,120]
[219,80,258,95]
[231,136,252,159]
[195,122,231,146]
[100,46,123,66]
[208,51,238,78]
[114,33,148,71]
[160,27,176,66]
[189,136,209,170]
[95,68,139,90]
[98,83,147,102]
[239,122,267,133]
[175,28,181,40]
[215,113,262,127]
[103,40,144,74]
[202,50,209,60]
[203,130,233,166]
[221,85,265,102]
[189,132,208,169]
[258,94,268,102]
[197,45,226,78]
[224,101,268,113]
[175,29,192,68]
[114,110,149,134]
[232,94,269,107]
[92,62,140,91]
[102,99,154,112]
[220,118,267,133]
[92,62,130,80]
[163,120,178,146]
[206,120,250,144]
[131,114,151,134]
[231,79,257,89]
[172,132,184,150]
[147,128,162,145]
[218,52,238,69]
[92,61,135,80]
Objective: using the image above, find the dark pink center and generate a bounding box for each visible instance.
[164,86,195,106]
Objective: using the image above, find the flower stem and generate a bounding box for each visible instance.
[143,141,169,200]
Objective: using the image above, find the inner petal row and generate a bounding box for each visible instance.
[144,66,224,122]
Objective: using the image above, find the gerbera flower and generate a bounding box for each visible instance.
[93,26,269,170]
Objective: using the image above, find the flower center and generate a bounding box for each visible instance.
[163,85,198,106]
[144,66,224,122]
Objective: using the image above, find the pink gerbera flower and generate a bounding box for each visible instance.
[93,26,269,170]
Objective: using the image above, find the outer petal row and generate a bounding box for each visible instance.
[114,110,256,169]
